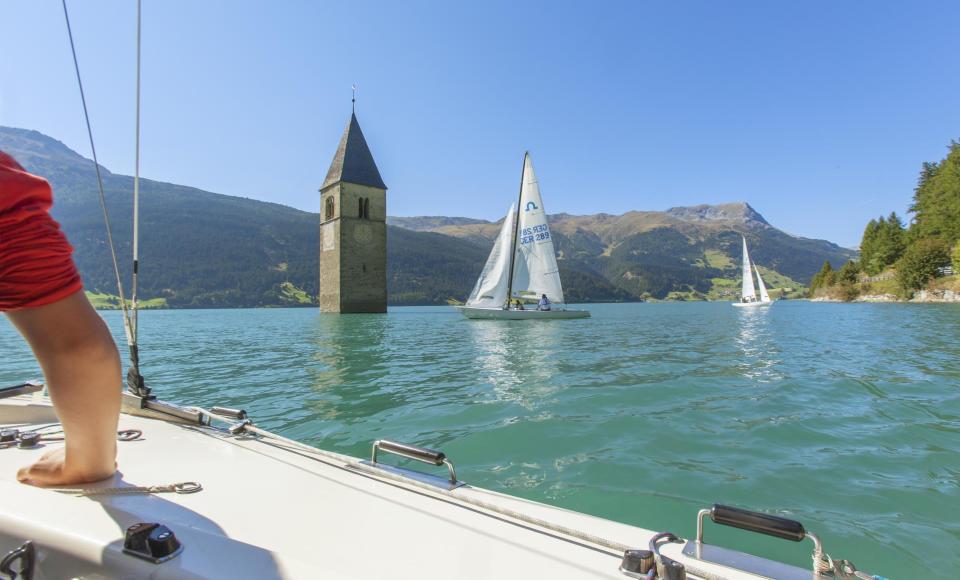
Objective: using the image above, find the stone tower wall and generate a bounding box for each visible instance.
[319,182,387,313]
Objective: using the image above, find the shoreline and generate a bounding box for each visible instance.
[87,297,960,311]
[809,288,960,304]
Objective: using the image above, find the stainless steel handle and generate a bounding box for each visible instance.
[371,439,457,483]
[696,505,823,558]
[210,406,247,419]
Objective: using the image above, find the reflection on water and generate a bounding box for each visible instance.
[467,320,563,408]
[733,306,784,383]
[2,302,958,578]
[309,314,389,421]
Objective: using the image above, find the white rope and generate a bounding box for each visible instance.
[204,417,780,580]
[52,482,201,497]
[252,431,733,579]
[815,551,834,575]
[181,409,765,579]
[224,418,632,553]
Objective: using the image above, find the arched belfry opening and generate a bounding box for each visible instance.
[325,196,335,221]
[318,111,388,313]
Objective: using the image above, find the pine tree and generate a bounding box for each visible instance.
[896,238,951,294]
[874,212,906,271]
[910,141,960,246]
[837,260,860,284]
[810,260,834,291]
[859,219,880,274]
[860,213,906,275]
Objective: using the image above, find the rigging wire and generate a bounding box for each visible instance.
[125,0,148,397]
[132,0,141,342]
[61,0,147,397]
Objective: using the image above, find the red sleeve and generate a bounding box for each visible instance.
[0,150,54,229]
[0,150,83,311]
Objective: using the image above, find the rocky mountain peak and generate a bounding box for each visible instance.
[665,202,769,226]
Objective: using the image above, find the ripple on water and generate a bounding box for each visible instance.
[2,301,959,578]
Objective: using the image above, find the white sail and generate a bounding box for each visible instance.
[466,203,516,308]
[511,153,565,305]
[755,263,771,303]
[741,236,756,302]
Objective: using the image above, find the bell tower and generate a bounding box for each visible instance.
[319,112,388,313]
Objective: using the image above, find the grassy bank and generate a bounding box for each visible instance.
[811,270,959,302]
[85,291,168,310]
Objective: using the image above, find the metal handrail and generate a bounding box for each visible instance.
[695,505,824,573]
[371,439,457,483]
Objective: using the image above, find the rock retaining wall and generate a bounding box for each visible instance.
[911,289,960,303]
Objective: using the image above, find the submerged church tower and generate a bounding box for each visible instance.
[319,112,388,313]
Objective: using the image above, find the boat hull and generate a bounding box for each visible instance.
[457,306,590,319]
[732,301,773,308]
[0,391,869,580]
[0,392,766,579]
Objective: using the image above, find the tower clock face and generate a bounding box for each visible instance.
[353,223,373,245]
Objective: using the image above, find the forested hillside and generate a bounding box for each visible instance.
[811,139,960,300]
[0,127,626,306]
[1,126,855,306]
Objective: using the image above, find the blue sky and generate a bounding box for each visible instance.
[2,1,958,247]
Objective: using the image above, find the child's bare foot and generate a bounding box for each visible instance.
[17,447,116,487]
[7,292,122,488]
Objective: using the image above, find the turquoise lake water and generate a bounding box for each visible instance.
[2,302,958,578]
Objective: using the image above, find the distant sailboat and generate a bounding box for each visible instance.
[733,236,773,307]
[458,153,589,320]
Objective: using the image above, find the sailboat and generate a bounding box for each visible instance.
[733,236,773,307]
[458,153,589,320]
[0,5,884,579]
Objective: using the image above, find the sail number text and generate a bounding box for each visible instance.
[520,225,550,245]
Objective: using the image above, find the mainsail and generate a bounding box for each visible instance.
[741,236,756,302]
[755,263,771,303]
[510,154,565,304]
[466,203,517,308]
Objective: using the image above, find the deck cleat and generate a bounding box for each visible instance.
[619,549,654,577]
[123,523,183,564]
[17,432,40,448]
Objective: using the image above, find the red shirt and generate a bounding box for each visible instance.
[0,150,83,310]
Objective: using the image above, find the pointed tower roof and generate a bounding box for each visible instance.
[320,113,387,191]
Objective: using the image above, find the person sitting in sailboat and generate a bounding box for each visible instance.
[537,294,551,311]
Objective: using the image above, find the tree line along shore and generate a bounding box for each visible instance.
[810,139,960,303]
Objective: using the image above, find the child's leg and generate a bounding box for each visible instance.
[6,290,121,486]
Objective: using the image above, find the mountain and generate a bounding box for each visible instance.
[396,204,855,299]
[387,216,490,231]
[0,127,855,306]
[664,203,770,224]
[0,127,462,307]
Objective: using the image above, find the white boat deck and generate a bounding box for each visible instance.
[0,394,781,578]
